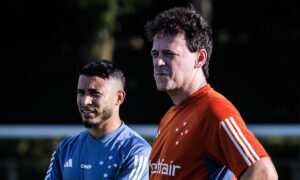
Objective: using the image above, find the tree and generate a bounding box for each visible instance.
[73,0,151,63]
[189,0,213,25]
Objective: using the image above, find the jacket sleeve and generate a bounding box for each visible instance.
[206,99,269,177]
[117,143,151,180]
[44,147,62,180]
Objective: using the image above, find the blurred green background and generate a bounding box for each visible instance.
[0,0,299,179]
[1,137,300,179]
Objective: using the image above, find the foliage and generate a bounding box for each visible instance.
[72,0,152,33]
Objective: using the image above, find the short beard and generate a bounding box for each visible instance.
[82,108,112,128]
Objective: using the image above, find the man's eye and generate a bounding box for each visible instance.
[92,92,102,97]
[77,90,84,95]
[166,52,175,57]
[151,52,158,58]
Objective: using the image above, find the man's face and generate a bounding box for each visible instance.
[151,33,199,92]
[76,75,117,128]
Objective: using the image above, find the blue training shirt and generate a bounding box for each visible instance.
[45,122,152,180]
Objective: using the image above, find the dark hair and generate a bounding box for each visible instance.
[145,7,213,78]
[79,59,126,88]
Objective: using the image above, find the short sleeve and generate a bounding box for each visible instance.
[44,146,62,180]
[117,143,151,180]
[206,99,269,177]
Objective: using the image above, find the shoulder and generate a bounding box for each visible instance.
[120,125,151,149]
[117,125,151,156]
[56,130,88,150]
[191,85,231,108]
[207,93,238,116]
[193,87,242,124]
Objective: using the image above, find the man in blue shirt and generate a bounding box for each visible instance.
[45,59,151,180]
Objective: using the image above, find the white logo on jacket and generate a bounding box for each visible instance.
[81,164,92,169]
[150,159,181,176]
[63,159,72,167]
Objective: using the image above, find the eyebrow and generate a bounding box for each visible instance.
[77,88,101,93]
[151,49,175,53]
[88,89,101,93]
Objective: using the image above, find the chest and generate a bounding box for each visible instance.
[151,109,207,161]
[150,110,212,178]
[60,140,123,180]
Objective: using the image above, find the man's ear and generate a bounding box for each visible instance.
[194,49,207,68]
[116,90,126,105]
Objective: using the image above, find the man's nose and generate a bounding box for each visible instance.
[82,95,92,105]
[154,56,166,67]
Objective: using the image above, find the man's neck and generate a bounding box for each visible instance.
[169,80,207,106]
[88,116,122,139]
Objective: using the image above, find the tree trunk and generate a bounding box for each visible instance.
[89,28,115,62]
[190,0,213,25]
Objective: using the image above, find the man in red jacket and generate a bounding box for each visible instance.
[145,7,278,180]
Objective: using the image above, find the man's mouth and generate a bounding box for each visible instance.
[155,68,169,76]
[156,73,167,76]
[81,109,96,116]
